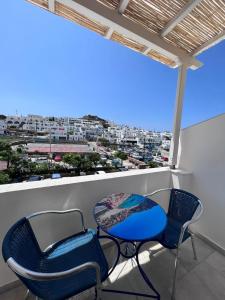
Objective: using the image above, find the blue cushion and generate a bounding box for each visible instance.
[47,229,96,258]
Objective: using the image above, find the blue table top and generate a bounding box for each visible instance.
[94,193,167,242]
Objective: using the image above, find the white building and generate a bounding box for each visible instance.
[0,120,6,135]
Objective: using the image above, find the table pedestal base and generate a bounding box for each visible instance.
[99,234,160,300]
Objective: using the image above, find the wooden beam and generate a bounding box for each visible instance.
[143,46,177,65]
[193,30,225,56]
[105,27,114,39]
[161,0,202,37]
[56,0,202,69]
[48,0,55,12]
[118,0,130,14]
[143,47,150,55]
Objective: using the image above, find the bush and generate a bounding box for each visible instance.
[98,138,110,147]
[63,153,81,168]
[148,161,159,168]
[114,151,128,160]
[0,172,10,185]
[88,153,100,166]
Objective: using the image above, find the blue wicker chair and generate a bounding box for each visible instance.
[2,209,110,300]
[145,188,203,300]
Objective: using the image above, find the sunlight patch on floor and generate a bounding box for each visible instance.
[107,249,154,284]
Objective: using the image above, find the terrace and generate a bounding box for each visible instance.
[1,0,225,299]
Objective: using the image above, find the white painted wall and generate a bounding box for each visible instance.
[177,113,225,250]
[0,168,171,288]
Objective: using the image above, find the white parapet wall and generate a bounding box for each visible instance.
[177,113,225,251]
[0,167,171,288]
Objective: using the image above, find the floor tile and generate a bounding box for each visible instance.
[206,251,225,278]
[176,260,225,300]
[176,237,215,272]
[0,285,28,300]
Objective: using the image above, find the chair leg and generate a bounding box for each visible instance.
[190,233,198,260]
[24,290,30,300]
[171,247,180,300]
[95,285,102,300]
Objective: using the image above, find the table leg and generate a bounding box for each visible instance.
[136,241,160,300]
[98,235,120,277]
[98,235,161,299]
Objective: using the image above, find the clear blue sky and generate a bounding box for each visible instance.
[1,0,225,131]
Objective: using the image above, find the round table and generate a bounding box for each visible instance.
[94,193,167,300]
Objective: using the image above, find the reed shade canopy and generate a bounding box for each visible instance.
[27,0,225,69]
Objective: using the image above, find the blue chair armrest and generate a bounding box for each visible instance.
[7,257,101,287]
[27,208,86,232]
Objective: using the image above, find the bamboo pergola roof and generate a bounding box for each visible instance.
[27,0,225,69]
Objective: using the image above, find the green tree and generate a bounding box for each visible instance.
[114,151,128,160]
[63,153,82,169]
[0,115,6,120]
[148,161,159,168]
[0,172,10,185]
[16,145,25,154]
[80,157,92,172]
[8,153,29,177]
[52,164,62,171]
[100,159,107,167]
[68,130,74,135]
[110,144,117,151]
[35,162,49,174]
[98,138,110,147]
[0,141,13,168]
[49,117,55,121]
[27,161,38,173]
[88,153,100,167]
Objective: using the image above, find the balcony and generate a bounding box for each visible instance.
[1,236,222,300]
[1,0,225,297]
[0,113,225,299]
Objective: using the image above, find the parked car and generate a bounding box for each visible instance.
[27,175,43,182]
[80,171,86,176]
[51,173,61,179]
[95,171,106,175]
[118,167,128,171]
[54,155,62,162]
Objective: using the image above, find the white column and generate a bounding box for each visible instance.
[169,64,187,168]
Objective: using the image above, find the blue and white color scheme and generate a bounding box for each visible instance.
[94,193,167,241]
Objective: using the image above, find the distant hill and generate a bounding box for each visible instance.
[82,115,110,128]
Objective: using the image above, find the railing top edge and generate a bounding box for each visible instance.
[0,167,170,194]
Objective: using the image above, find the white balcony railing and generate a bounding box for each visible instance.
[0,167,173,288]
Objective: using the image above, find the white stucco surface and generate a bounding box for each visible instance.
[178,113,225,250]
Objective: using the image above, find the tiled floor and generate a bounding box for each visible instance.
[1,237,225,300]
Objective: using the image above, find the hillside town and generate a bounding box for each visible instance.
[0,114,172,184]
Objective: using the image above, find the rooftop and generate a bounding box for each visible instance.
[27,143,93,153]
